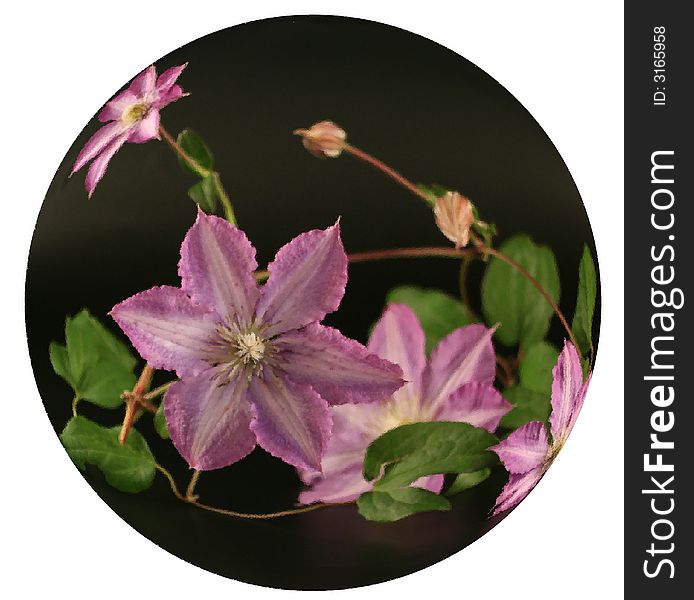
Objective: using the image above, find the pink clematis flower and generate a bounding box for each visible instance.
[110,211,403,472]
[491,341,591,514]
[71,64,188,197]
[299,303,511,504]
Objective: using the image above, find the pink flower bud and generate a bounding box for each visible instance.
[294,121,347,158]
[434,191,474,248]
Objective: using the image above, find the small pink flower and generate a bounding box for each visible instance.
[298,303,510,504]
[71,64,188,197]
[294,120,347,158]
[434,191,475,248]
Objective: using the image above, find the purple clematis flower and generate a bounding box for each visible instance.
[71,63,188,197]
[491,341,591,514]
[110,211,404,472]
[299,303,511,504]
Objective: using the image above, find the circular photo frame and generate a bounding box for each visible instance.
[26,15,599,590]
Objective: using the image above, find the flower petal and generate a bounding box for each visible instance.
[249,370,332,471]
[98,89,138,122]
[493,467,544,515]
[368,303,426,402]
[300,401,382,484]
[84,131,129,197]
[422,324,497,410]
[550,341,589,441]
[110,285,217,378]
[164,370,256,471]
[155,63,187,95]
[414,474,445,494]
[71,121,128,175]
[127,109,160,143]
[129,65,156,96]
[300,464,372,504]
[434,382,512,432]
[256,223,347,337]
[492,421,548,474]
[157,84,186,108]
[276,324,404,405]
[178,210,259,325]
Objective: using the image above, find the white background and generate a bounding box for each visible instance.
[1,1,623,598]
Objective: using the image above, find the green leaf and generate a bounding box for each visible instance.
[386,286,473,354]
[188,176,217,213]
[571,245,597,355]
[176,129,214,176]
[481,234,560,348]
[445,467,492,497]
[416,182,449,204]
[49,342,75,389]
[364,422,498,489]
[60,416,155,493]
[518,341,559,395]
[499,386,551,429]
[357,487,451,522]
[154,404,169,439]
[49,310,137,408]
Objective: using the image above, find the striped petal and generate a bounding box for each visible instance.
[158,84,186,108]
[368,303,426,403]
[550,341,590,441]
[178,210,259,326]
[155,63,187,96]
[255,223,347,337]
[127,109,160,143]
[493,466,544,515]
[434,382,512,432]
[249,370,332,471]
[164,369,256,471]
[97,89,138,122]
[84,131,130,197]
[110,285,217,378]
[422,324,497,410]
[129,65,156,96]
[276,323,404,405]
[492,421,549,475]
[71,121,128,175]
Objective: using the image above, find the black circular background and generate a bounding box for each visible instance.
[26,16,599,590]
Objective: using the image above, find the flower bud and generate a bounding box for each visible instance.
[434,191,474,248]
[294,121,347,158]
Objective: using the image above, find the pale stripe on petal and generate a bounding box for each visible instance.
[492,421,549,474]
[256,223,347,337]
[110,285,218,378]
[422,324,497,410]
[249,370,332,472]
[493,467,544,515]
[164,370,256,471]
[178,211,259,326]
[549,341,588,441]
[276,323,404,406]
[368,303,426,403]
[434,382,512,432]
[71,121,129,175]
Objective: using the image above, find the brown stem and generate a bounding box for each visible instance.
[143,381,174,401]
[337,140,578,348]
[496,355,516,387]
[343,144,432,204]
[185,470,201,502]
[119,364,155,445]
[154,463,347,519]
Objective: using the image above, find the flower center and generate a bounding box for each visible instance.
[123,102,148,124]
[234,332,266,366]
